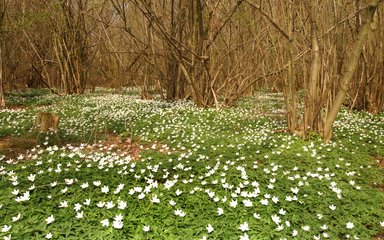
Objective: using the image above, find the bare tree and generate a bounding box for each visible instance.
[303,0,322,137]
[323,0,380,143]
[47,0,90,94]
[0,0,6,108]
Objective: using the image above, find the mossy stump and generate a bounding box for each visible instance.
[35,112,59,132]
[35,112,60,146]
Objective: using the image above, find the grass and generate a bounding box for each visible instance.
[0,89,383,239]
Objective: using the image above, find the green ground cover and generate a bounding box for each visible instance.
[0,89,383,239]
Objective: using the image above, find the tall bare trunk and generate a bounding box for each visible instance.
[323,0,379,143]
[285,1,297,133]
[304,0,322,137]
[0,44,4,108]
[0,0,5,108]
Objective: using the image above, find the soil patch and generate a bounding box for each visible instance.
[372,155,384,168]
[374,232,384,240]
[4,104,29,110]
[82,133,141,160]
[0,136,37,160]
[84,134,173,161]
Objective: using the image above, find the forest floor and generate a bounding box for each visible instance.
[0,89,383,240]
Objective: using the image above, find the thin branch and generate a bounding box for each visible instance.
[245,0,291,40]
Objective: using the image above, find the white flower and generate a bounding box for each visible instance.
[101,186,109,193]
[45,215,55,225]
[150,195,160,203]
[302,225,310,231]
[45,232,53,239]
[1,225,11,233]
[380,221,384,227]
[207,191,215,198]
[106,201,115,209]
[276,225,284,231]
[253,213,261,219]
[230,199,238,208]
[243,199,253,207]
[239,222,249,231]
[174,209,186,217]
[114,214,124,222]
[15,191,30,202]
[217,207,224,216]
[291,187,299,194]
[279,209,286,215]
[143,225,150,232]
[169,200,176,206]
[97,201,105,208]
[285,221,291,227]
[138,193,145,199]
[74,203,82,211]
[346,222,354,229]
[100,219,109,227]
[59,201,68,208]
[112,220,123,229]
[272,196,279,204]
[118,201,127,210]
[271,215,281,225]
[206,224,214,233]
[61,187,68,194]
[93,181,101,186]
[114,188,121,194]
[175,189,183,196]
[260,199,269,205]
[329,204,336,211]
[3,234,11,240]
[83,198,91,206]
[81,182,89,189]
[11,189,19,195]
[65,179,74,185]
[320,224,328,230]
[240,233,249,240]
[27,174,36,182]
[76,211,84,219]
[12,213,21,222]
[292,229,298,236]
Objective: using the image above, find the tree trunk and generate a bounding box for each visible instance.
[285,1,297,134]
[323,0,379,143]
[35,112,59,132]
[304,0,322,137]
[0,42,4,108]
[0,0,5,108]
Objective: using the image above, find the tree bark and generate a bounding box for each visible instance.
[0,45,5,108]
[323,0,379,143]
[0,0,6,108]
[285,1,297,134]
[35,112,59,132]
[304,0,322,137]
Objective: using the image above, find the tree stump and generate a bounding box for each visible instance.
[35,112,59,132]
